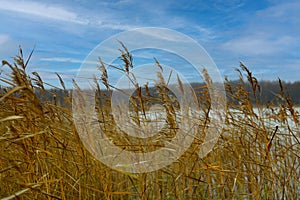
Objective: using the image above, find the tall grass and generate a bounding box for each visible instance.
[0,47,299,199]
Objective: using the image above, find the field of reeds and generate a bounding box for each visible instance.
[0,48,299,199]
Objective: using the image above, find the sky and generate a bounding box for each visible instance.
[0,0,300,88]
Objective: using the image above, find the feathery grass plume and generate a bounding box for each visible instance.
[93,75,101,97]
[154,57,163,72]
[55,72,67,94]
[144,82,151,97]
[13,45,35,71]
[156,71,177,129]
[240,62,261,99]
[118,41,133,74]
[31,71,45,90]
[98,58,110,91]
[278,78,299,125]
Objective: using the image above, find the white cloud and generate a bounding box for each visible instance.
[0,35,20,58]
[212,0,246,12]
[0,0,139,31]
[222,35,293,56]
[220,0,300,57]
[97,21,138,31]
[256,1,300,21]
[0,34,10,45]
[135,28,191,42]
[97,0,136,7]
[39,57,100,66]
[40,57,83,64]
[0,0,88,24]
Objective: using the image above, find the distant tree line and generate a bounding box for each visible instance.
[1,80,300,107]
[234,80,300,105]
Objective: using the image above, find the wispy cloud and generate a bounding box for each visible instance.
[0,34,21,58]
[40,57,83,64]
[0,0,139,31]
[135,28,191,42]
[39,57,99,67]
[97,21,138,31]
[96,0,137,7]
[222,35,293,56]
[219,0,300,60]
[256,0,300,21]
[212,0,246,12]
[0,34,10,45]
[0,0,88,24]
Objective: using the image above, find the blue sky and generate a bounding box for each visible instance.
[0,0,300,88]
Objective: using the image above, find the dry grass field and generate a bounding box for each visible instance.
[0,48,299,199]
